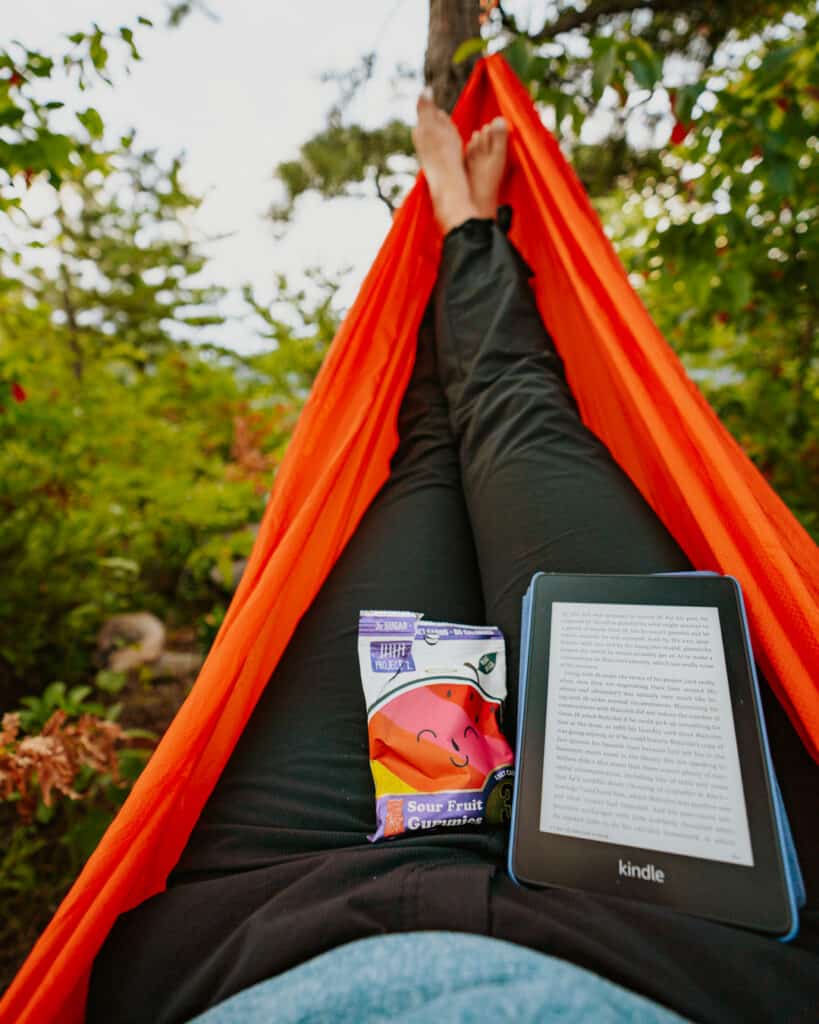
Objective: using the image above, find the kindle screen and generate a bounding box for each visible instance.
[539,601,754,867]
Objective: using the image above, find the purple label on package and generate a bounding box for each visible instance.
[370,766,515,841]
[416,625,502,642]
[370,640,415,673]
[359,614,417,637]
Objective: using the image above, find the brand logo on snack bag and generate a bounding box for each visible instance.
[370,640,415,673]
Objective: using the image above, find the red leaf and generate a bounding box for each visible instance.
[11,382,27,403]
[670,120,692,145]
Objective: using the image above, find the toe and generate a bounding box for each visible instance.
[416,85,435,118]
[488,118,508,154]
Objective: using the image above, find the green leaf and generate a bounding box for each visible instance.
[452,37,488,65]
[502,37,532,81]
[106,703,123,722]
[762,130,789,157]
[726,268,753,311]
[67,685,93,706]
[37,132,73,169]
[527,56,552,82]
[754,46,797,92]
[118,747,152,783]
[676,84,702,124]
[631,58,657,91]
[95,669,127,694]
[0,105,24,127]
[119,26,140,61]
[26,53,54,79]
[591,39,617,101]
[768,157,794,195]
[77,107,104,139]
[555,92,575,133]
[43,682,67,708]
[622,39,662,92]
[122,728,158,742]
[35,801,57,825]
[89,33,109,72]
[60,807,115,863]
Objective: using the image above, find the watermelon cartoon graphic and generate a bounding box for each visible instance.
[369,682,511,792]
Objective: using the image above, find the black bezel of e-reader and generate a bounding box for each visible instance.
[508,572,796,937]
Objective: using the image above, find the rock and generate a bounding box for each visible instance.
[151,651,203,680]
[97,612,166,673]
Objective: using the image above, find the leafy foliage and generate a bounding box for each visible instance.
[0,270,337,691]
[0,13,339,993]
[600,16,819,535]
[1,114,341,692]
[0,20,151,211]
[273,119,415,221]
[0,696,154,993]
[1,709,125,822]
[271,52,417,220]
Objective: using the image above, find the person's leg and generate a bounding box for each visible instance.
[88,308,501,1024]
[433,215,691,733]
[171,306,487,878]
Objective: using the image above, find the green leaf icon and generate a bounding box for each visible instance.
[478,652,497,674]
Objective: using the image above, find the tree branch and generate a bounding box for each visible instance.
[58,261,83,383]
[511,0,692,44]
[373,170,396,216]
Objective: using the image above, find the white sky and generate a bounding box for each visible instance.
[4,0,430,352]
[4,1,716,353]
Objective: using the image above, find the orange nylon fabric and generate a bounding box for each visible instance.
[3,55,818,1024]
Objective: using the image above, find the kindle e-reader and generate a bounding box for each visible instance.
[508,572,805,940]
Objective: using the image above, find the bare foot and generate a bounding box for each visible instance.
[412,88,479,233]
[465,117,509,219]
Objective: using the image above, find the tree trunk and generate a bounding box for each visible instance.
[424,0,482,112]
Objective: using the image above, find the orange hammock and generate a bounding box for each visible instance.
[3,54,818,1024]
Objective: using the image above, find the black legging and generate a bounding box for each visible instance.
[88,217,819,1024]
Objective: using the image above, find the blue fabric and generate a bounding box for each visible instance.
[188,931,690,1023]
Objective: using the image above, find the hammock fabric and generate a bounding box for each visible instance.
[3,54,818,1024]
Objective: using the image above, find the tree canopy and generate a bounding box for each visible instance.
[0,14,339,988]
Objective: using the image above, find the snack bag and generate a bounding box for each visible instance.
[358,611,515,841]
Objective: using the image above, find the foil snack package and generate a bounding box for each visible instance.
[358,610,515,841]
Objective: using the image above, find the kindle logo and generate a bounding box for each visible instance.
[618,859,666,883]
